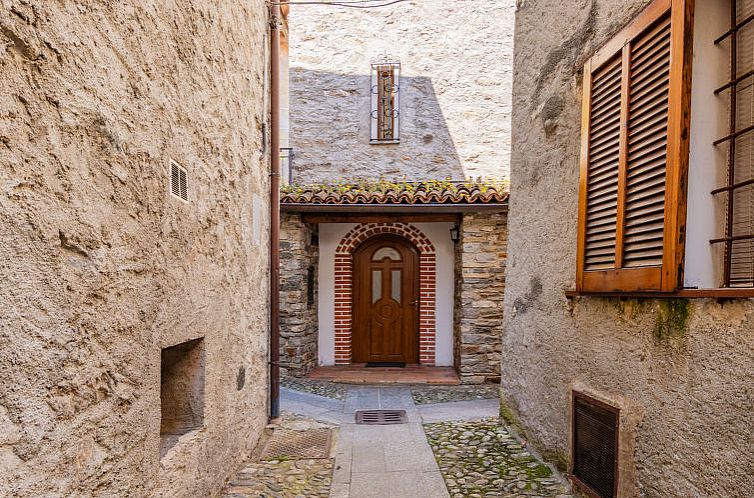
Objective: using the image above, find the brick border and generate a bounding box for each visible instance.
[334,223,436,365]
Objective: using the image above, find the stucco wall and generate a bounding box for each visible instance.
[503,1,754,496]
[0,2,270,497]
[317,222,455,366]
[287,0,516,182]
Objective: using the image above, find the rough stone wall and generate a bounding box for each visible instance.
[0,2,270,497]
[457,212,507,384]
[287,0,516,183]
[503,1,754,496]
[280,213,319,377]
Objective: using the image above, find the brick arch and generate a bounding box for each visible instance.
[334,223,437,365]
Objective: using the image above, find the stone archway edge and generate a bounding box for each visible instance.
[334,222,437,365]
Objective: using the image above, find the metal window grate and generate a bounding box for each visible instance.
[170,160,188,202]
[355,409,407,425]
[571,392,619,498]
[711,0,754,286]
[370,56,401,144]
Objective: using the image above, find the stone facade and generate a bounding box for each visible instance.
[503,1,754,496]
[287,0,516,183]
[280,213,319,377]
[456,213,507,384]
[0,2,270,497]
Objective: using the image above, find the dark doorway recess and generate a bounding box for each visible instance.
[571,391,619,498]
[353,234,419,363]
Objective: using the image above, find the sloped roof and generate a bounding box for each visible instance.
[281,181,509,206]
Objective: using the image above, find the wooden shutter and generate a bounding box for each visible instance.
[576,0,694,292]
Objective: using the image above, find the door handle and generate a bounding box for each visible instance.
[410,300,418,306]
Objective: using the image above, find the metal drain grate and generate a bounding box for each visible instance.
[355,409,408,425]
[260,428,332,460]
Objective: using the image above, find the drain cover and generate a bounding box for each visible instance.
[355,409,408,425]
[260,428,332,460]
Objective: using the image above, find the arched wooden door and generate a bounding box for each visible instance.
[353,235,419,363]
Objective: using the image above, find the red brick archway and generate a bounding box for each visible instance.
[335,223,436,365]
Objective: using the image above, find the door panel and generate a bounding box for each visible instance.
[353,236,418,363]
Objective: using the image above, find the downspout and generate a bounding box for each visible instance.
[269,1,282,420]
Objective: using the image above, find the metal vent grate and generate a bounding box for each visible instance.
[572,393,619,498]
[261,428,332,460]
[170,160,188,201]
[355,409,407,425]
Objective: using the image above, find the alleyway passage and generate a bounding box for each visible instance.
[223,385,573,498]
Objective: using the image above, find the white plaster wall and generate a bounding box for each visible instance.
[685,0,729,288]
[317,222,455,366]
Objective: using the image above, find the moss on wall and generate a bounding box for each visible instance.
[654,299,691,341]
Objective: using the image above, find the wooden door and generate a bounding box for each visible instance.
[353,235,418,363]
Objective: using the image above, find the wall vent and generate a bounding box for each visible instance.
[170,160,188,201]
[572,392,619,498]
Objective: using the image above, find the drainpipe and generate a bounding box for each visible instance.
[269,1,282,420]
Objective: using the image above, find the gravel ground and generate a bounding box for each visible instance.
[424,418,574,498]
[281,377,348,400]
[411,384,500,405]
[220,413,335,498]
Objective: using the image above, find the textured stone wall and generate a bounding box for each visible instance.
[287,0,516,183]
[0,2,270,497]
[503,1,754,496]
[456,212,507,384]
[280,213,319,376]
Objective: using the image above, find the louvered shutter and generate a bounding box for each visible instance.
[576,0,694,292]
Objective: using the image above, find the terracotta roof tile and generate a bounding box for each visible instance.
[281,182,508,206]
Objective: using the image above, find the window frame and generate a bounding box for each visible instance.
[576,0,695,293]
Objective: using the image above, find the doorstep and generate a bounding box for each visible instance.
[306,364,461,385]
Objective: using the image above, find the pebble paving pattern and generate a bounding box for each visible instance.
[425,418,574,498]
[411,384,500,405]
[221,413,335,498]
[280,377,347,400]
[221,459,332,498]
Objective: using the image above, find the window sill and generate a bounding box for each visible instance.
[369,139,400,145]
[565,288,754,299]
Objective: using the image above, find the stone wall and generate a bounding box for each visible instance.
[0,2,270,497]
[456,212,507,384]
[503,1,754,496]
[280,213,319,376]
[287,0,516,183]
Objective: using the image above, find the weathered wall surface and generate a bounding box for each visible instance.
[287,0,516,183]
[280,213,319,377]
[503,1,754,496]
[456,212,507,384]
[0,2,270,497]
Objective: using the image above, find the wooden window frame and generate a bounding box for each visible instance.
[576,0,695,293]
[370,61,401,144]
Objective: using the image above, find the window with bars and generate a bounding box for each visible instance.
[370,60,401,143]
[576,0,754,293]
[712,0,754,287]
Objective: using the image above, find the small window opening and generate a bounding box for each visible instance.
[170,160,188,202]
[370,57,401,144]
[572,392,619,498]
[160,337,205,458]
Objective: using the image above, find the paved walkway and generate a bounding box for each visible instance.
[281,386,499,498]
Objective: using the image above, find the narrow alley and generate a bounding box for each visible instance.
[222,381,574,498]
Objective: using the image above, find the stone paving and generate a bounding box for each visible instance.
[411,384,500,405]
[424,418,574,498]
[281,377,348,400]
[220,412,335,498]
[223,384,571,498]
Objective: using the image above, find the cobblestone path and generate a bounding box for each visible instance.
[220,413,335,498]
[411,384,499,404]
[425,418,574,498]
